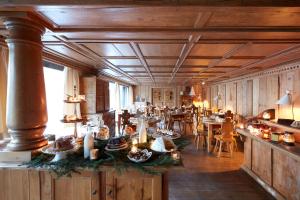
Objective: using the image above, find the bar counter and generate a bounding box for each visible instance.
[237,128,300,200]
[0,162,168,200]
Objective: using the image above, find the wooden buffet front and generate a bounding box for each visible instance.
[237,128,300,200]
[0,164,168,200]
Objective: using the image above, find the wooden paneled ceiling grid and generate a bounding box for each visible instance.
[1,5,300,85]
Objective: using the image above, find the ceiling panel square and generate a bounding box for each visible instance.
[146,59,177,66]
[139,44,183,56]
[45,44,95,66]
[84,43,122,56]
[114,44,136,56]
[180,66,208,72]
[183,59,214,66]
[190,44,239,56]
[150,67,173,72]
[120,67,146,72]
[107,59,141,65]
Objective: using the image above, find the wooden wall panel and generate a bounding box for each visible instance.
[218,84,226,110]
[246,80,253,116]
[243,137,252,169]
[252,78,259,116]
[258,75,279,114]
[225,82,237,113]
[273,150,300,200]
[80,76,97,114]
[236,81,244,115]
[210,85,218,109]
[279,70,300,120]
[251,140,272,185]
[208,62,300,119]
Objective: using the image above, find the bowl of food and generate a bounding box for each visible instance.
[105,137,128,151]
[127,149,152,163]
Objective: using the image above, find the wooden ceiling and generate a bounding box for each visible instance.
[1,1,300,85]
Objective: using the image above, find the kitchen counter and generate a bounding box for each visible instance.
[237,128,300,200]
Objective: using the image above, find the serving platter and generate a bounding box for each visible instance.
[127,149,152,163]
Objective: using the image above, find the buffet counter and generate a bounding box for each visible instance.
[0,162,168,200]
[237,128,300,200]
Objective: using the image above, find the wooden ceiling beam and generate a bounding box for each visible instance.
[170,33,201,82]
[61,38,300,44]
[92,55,264,60]
[1,1,300,7]
[130,42,155,83]
[207,44,300,82]
[53,27,300,34]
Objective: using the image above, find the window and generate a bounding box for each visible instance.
[109,82,130,110]
[119,85,129,109]
[43,66,64,135]
[109,82,116,110]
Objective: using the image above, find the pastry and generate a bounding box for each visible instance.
[52,136,75,152]
[107,137,127,149]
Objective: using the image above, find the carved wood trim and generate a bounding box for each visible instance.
[209,59,300,86]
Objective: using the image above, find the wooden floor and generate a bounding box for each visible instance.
[168,137,275,200]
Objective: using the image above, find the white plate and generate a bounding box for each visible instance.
[152,132,181,140]
[105,143,128,151]
[41,144,80,162]
[127,149,152,163]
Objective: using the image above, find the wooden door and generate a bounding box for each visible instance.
[105,171,163,200]
[273,150,300,200]
[251,140,272,185]
[41,170,100,200]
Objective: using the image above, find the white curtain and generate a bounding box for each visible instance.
[129,86,134,106]
[0,46,8,139]
[115,82,120,113]
[63,67,81,117]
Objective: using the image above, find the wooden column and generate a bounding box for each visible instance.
[4,17,48,150]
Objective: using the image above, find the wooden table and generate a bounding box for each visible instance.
[203,120,222,152]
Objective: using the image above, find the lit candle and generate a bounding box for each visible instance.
[132,138,138,145]
[171,150,180,161]
[131,146,138,153]
[90,149,99,160]
[239,124,244,129]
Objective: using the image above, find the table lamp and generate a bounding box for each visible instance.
[276,90,294,120]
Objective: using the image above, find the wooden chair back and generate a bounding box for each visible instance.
[221,117,234,138]
[120,110,132,129]
[225,110,234,119]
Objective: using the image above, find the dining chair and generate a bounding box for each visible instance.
[213,117,235,157]
[194,116,207,150]
[184,111,194,134]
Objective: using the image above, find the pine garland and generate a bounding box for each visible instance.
[24,137,190,177]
